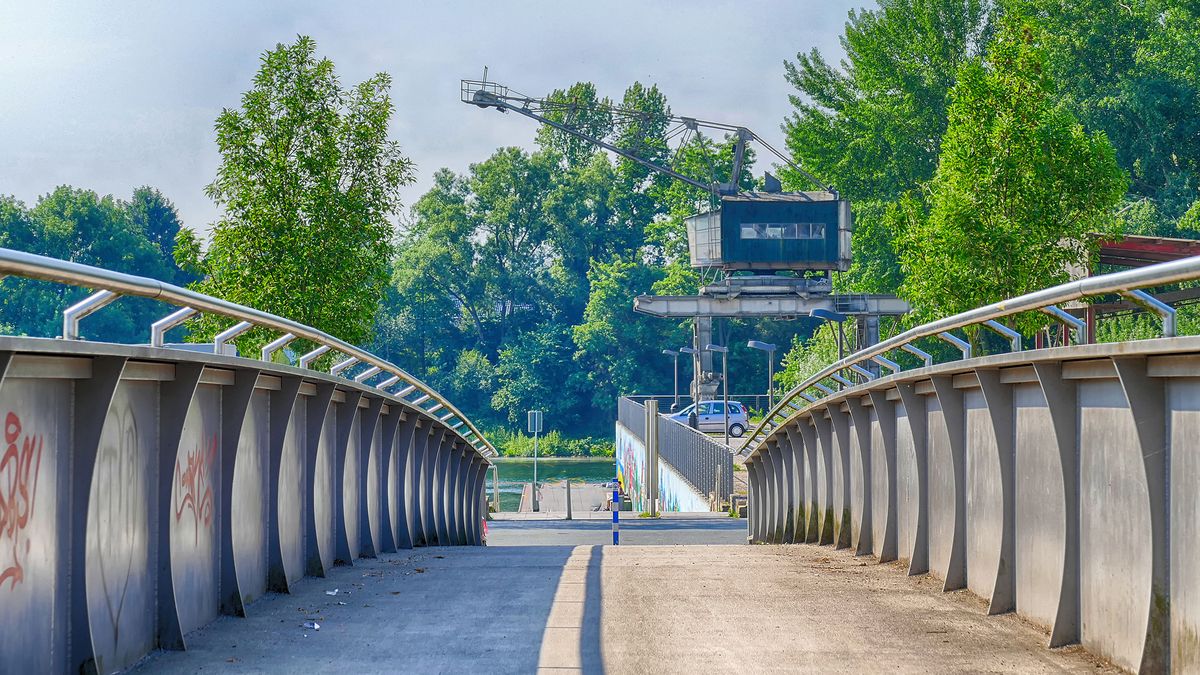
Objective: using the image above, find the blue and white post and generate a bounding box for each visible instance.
[612,485,620,545]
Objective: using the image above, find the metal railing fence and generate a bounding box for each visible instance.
[0,247,495,457]
[618,396,645,439]
[742,254,1200,456]
[655,414,734,502]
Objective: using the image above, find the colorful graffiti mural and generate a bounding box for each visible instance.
[614,423,708,513]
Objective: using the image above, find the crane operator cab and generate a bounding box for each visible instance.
[686,191,852,273]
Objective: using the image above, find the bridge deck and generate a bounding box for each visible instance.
[134,518,1112,673]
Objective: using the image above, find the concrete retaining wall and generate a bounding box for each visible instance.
[745,338,1200,673]
[0,338,488,674]
[615,422,709,513]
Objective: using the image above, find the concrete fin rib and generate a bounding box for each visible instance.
[331,389,364,565]
[266,375,303,593]
[375,408,402,554]
[811,412,836,546]
[929,376,967,592]
[867,390,898,563]
[1112,357,1169,674]
[845,397,874,557]
[784,424,807,544]
[1031,362,1080,648]
[797,419,821,544]
[828,406,853,549]
[219,367,260,617]
[356,396,384,559]
[304,382,336,577]
[157,361,205,651]
[896,383,930,576]
[974,368,1016,615]
[70,356,128,672]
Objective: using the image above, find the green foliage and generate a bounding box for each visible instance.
[572,259,689,416]
[492,323,587,426]
[783,0,995,296]
[0,186,187,342]
[486,428,614,457]
[1023,0,1200,227]
[783,0,995,202]
[775,324,840,393]
[180,36,414,350]
[896,14,1127,332]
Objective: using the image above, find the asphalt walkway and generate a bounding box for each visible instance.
[133,517,1113,674]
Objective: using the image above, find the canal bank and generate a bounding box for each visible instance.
[487,457,615,512]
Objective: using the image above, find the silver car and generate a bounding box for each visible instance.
[669,400,749,437]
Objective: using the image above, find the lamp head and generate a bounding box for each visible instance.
[747,340,777,352]
[809,308,847,323]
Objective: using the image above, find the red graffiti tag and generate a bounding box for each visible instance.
[0,412,43,590]
[173,436,216,544]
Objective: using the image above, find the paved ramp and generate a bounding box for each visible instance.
[134,518,1112,673]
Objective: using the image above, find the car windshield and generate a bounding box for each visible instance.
[677,404,694,415]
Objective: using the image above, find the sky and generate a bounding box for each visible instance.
[0,1,861,235]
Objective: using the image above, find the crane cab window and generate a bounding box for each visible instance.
[739,222,826,240]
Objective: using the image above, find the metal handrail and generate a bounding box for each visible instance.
[0,247,496,457]
[742,254,1200,456]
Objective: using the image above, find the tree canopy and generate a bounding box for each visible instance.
[178,35,415,348]
[897,13,1128,327]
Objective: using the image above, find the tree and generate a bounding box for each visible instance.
[782,0,995,296]
[1021,0,1200,231]
[180,36,414,347]
[0,187,174,341]
[127,186,193,284]
[896,14,1128,330]
[783,0,995,203]
[571,259,689,423]
[492,324,587,426]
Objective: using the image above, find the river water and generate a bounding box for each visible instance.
[485,457,616,512]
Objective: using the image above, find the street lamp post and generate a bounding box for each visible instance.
[811,306,849,360]
[679,346,698,408]
[705,343,729,447]
[662,349,680,411]
[747,340,777,408]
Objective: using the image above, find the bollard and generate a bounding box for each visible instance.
[612,487,620,545]
[566,480,573,520]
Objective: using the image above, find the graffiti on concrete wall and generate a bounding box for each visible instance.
[0,412,43,590]
[614,422,709,513]
[174,435,217,544]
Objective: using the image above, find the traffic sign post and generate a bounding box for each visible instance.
[528,410,543,512]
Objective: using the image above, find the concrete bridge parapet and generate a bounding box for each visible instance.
[0,337,491,673]
[746,337,1200,673]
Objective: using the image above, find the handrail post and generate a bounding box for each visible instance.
[213,320,253,355]
[983,319,1022,352]
[937,332,971,359]
[1120,289,1176,338]
[331,356,359,376]
[871,354,902,374]
[151,306,198,347]
[261,332,295,362]
[1040,305,1086,345]
[63,289,118,340]
[901,343,934,367]
[298,344,331,369]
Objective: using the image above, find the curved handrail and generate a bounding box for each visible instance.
[742,255,1200,456]
[0,247,496,457]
